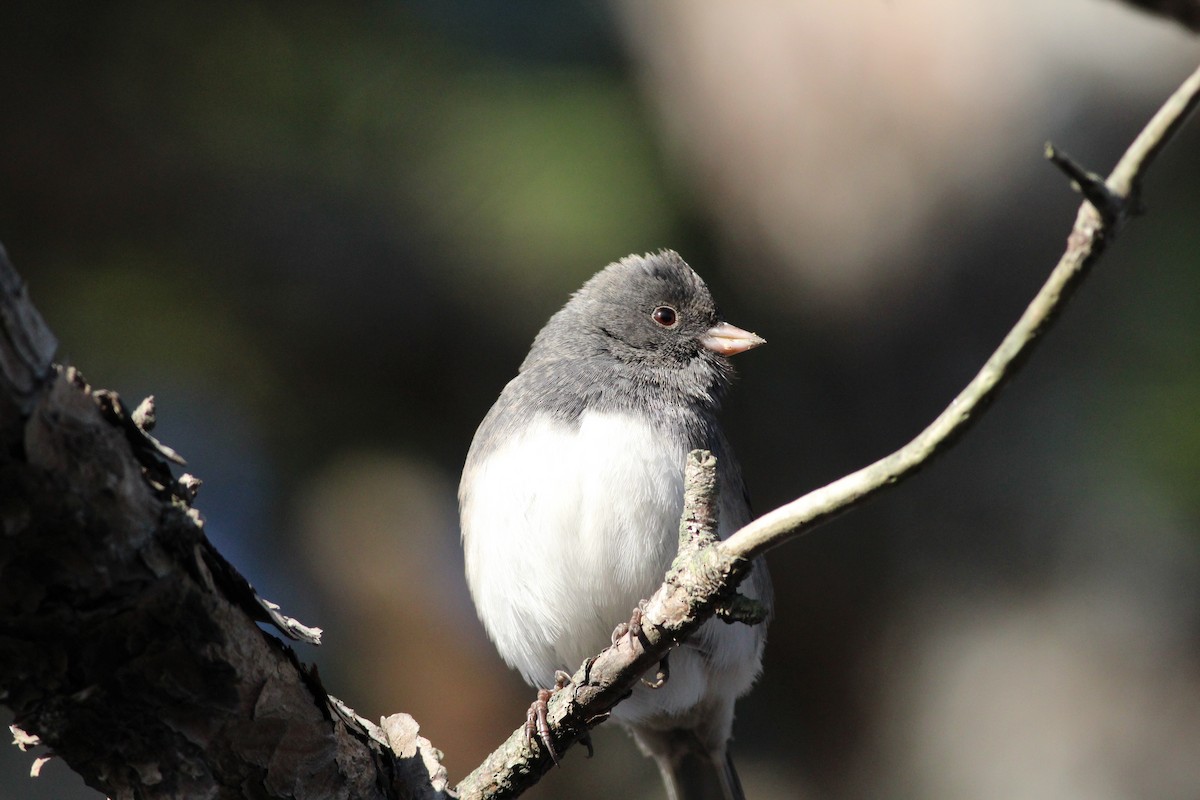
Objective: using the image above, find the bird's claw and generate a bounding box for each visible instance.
[524,689,556,765]
[523,670,572,766]
[611,599,647,647]
[642,652,670,689]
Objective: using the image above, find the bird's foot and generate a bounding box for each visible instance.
[524,670,572,766]
[610,599,648,647]
[642,652,670,689]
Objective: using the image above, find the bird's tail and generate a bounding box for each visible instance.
[636,728,746,800]
[660,748,745,800]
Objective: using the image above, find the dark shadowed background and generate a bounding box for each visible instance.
[3,2,1199,798]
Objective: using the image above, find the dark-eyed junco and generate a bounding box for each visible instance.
[460,251,771,800]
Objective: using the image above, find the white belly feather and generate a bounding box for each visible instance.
[461,408,766,724]
[462,410,685,686]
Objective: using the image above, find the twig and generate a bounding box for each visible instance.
[1044,143,1126,222]
[722,61,1200,563]
[456,61,1200,799]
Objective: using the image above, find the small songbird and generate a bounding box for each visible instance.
[460,250,771,800]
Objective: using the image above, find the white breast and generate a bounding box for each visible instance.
[461,409,687,687]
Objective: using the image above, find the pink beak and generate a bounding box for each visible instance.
[700,321,766,357]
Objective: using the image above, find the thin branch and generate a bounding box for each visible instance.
[1107,62,1200,194]
[455,60,1200,799]
[721,61,1200,563]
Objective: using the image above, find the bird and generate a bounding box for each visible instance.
[459,250,771,800]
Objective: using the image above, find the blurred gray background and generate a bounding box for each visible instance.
[2,2,1199,798]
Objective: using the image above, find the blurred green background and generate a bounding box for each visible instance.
[3,2,1199,798]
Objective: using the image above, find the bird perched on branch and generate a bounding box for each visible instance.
[460,250,771,800]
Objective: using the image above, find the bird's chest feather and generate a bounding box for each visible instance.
[463,409,691,659]
[569,410,689,589]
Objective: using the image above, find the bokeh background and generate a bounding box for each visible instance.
[3,2,1199,798]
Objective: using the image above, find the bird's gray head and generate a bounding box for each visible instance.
[523,251,764,376]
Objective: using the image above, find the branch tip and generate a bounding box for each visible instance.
[1044,142,1127,222]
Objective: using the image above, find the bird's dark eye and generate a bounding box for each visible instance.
[652,306,678,328]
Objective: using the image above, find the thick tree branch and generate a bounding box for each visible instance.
[0,250,451,797]
[454,61,1200,799]
[0,243,57,434]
